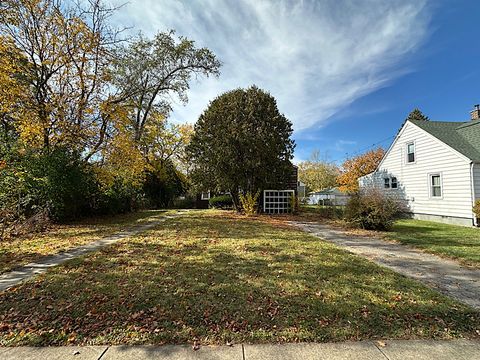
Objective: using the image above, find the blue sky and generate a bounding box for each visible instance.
[112,0,480,164]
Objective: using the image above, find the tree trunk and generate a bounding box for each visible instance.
[230,188,241,212]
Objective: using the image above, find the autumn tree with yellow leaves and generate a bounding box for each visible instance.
[337,148,385,193]
[0,0,220,231]
[0,0,120,152]
[298,150,339,193]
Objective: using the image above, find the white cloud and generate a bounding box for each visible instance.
[291,155,304,166]
[111,0,430,131]
[335,140,357,151]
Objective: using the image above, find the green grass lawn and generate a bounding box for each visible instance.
[300,206,480,268]
[0,210,478,346]
[388,219,480,268]
[0,210,170,274]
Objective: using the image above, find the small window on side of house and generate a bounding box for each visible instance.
[384,178,390,189]
[407,142,415,163]
[201,191,210,200]
[430,174,442,198]
[391,177,398,189]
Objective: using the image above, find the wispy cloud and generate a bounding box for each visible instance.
[111,0,431,131]
[335,140,357,151]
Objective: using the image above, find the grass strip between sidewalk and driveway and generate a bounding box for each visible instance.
[0,210,478,346]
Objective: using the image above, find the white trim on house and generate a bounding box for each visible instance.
[391,176,398,189]
[428,172,443,200]
[405,140,416,165]
[471,162,479,226]
[376,121,409,170]
[408,122,472,163]
[201,191,211,200]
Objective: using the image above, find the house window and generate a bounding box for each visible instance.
[384,178,390,189]
[407,142,415,163]
[201,191,210,200]
[430,174,442,198]
[391,177,398,189]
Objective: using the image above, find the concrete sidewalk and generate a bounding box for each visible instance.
[1,340,479,359]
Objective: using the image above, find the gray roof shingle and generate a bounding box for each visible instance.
[409,119,480,162]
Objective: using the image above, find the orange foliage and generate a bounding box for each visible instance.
[337,148,385,193]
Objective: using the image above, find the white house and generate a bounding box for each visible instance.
[359,106,480,226]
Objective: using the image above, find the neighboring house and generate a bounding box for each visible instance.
[307,188,350,206]
[195,191,211,209]
[359,106,480,226]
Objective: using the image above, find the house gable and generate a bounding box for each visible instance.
[377,120,471,171]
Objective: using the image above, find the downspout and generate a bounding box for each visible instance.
[470,162,477,226]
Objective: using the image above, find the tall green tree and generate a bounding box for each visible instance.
[187,86,295,210]
[406,108,429,121]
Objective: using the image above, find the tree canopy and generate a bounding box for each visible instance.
[0,0,220,233]
[406,108,429,122]
[337,148,385,193]
[112,31,220,144]
[298,150,339,192]
[187,86,295,209]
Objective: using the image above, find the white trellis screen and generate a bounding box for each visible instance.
[263,190,295,214]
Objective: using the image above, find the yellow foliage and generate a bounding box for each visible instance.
[0,37,28,116]
[1,0,196,193]
[298,151,339,192]
[473,200,480,221]
[16,119,44,147]
[96,103,146,187]
[2,0,113,151]
[239,191,260,216]
[141,110,194,172]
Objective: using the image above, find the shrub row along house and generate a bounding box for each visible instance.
[360,106,480,226]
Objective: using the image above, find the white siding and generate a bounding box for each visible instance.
[474,163,480,201]
[370,121,474,220]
